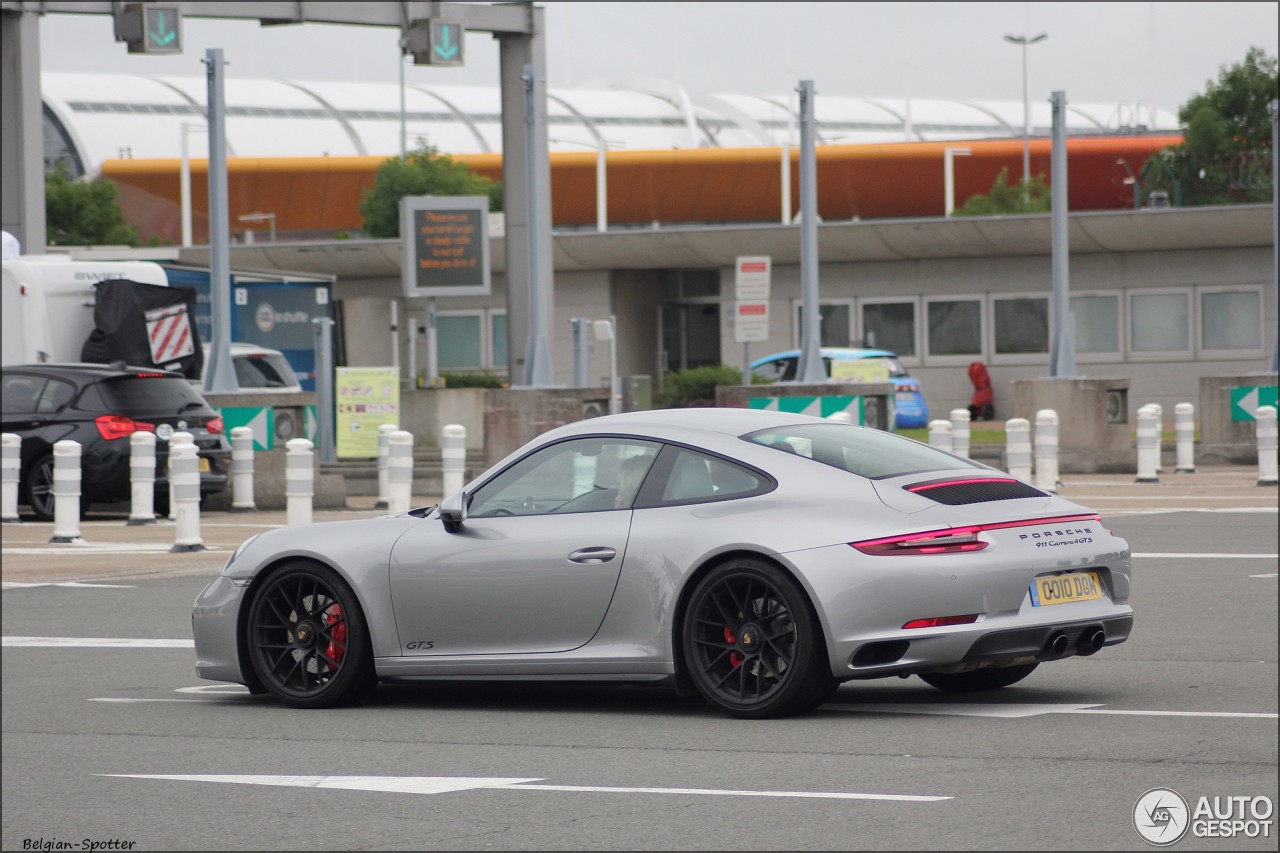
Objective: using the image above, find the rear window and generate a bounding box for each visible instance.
[234,353,298,389]
[96,375,211,415]
[746,423,982,479]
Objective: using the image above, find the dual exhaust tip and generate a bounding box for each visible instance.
[1046,627,1105,658]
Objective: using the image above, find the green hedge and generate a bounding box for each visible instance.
[658,364,772,408]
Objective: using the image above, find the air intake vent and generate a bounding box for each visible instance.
[905,477,1048,506]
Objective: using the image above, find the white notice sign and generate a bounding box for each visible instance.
[735,256,771,301]
[734,301,770,343]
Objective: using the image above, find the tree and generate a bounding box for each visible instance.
[358,141,503,238]
[952,167,1051,216]
[1141,46,1277,206]
[45,162,140,246]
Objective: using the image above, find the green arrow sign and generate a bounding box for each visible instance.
[1231,385,1279,421]
[434,24,458,60]
[149,10,176,46]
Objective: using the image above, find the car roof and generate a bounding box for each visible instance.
[200,342,287,357]
[543,406,835,441]
[750,347,899,366]
[1,362,183,378]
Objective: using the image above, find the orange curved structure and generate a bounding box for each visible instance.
[101,136,1180,243]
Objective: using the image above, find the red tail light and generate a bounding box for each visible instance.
[902,614,981,630]
[852,513,1102,556]
[95,415,156,440]
[206,416,224,435]
[133,372,168,378]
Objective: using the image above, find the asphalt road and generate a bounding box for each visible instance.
[2,474,1276,851]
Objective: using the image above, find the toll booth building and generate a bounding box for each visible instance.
[164,201,1275,422]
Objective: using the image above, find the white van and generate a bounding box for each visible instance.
[196,342,302,394]
[1,256,169,365]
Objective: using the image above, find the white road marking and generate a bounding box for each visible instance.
[2,636,193,648]
[2,581,136,589]
[2,546,219,555]
[1061,708,1278,719]
[100,774,951,802]
[89,698,222,704]
[1132,553,1278,559]
[829,703,1277,720]
[1249,573,1278,578]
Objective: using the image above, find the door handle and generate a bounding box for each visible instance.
[567,546,617,564]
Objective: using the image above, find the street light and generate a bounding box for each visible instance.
[1115,157,1140,209]
[548,137,621,232]
[1003,32,1048,205]
[179,122,206,247]
[944,146,972,216]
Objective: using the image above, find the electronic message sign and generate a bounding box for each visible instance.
[399,195,491,298]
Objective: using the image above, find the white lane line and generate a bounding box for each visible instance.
[89,698,222,704]
[2,546,220,555]
[2,581,136,589]
[1105,508,1278,516]
[829,703,1277,720]
[100,774,951,802]
[1060,709,1278,719]
[1132,553,1278,559]
[1250,572,1278,578]
[2,636,193,648]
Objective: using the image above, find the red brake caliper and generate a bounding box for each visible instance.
[724,626,744,668]
[324,604,346,668]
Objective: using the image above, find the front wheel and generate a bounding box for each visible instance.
[918,662,1039,692]
[682,559,832,718]
[246,561,377,708]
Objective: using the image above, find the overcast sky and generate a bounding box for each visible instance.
[38,2,1278,112]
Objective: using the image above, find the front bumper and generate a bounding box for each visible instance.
[192,573,250,685]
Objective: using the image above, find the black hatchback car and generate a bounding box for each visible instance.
[1,363,230,519]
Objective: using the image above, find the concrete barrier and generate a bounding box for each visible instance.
[1257,406,1278,486]
[1136,405,1160,484]
[167,431,194,520]
[128,431,157,525]
[441,424,467,497]
[950,408,970,459]
[2,433,20,524]
[1005,418,1032,482]
[286,438,315,526]
[169,442,206,552]
[1174,402,1196,474]
[1034,409,1059,492]
[50,439,82,543]
[388,430,414,514]
[230,427,256,512]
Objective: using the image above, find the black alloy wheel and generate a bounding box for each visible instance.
[682,558,832,718]
[918,662,1039,692]
[25,454,55,521]
[246,562,376,708]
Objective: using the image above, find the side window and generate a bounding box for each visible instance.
[468,438,661,517]
[2,376,46,413]
[640,446,769,506]
[36,378,75,413]
[752,359,790,383]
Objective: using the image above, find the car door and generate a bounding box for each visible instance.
[388,437,661,656]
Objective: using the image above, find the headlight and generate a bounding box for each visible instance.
[222,533,261,574]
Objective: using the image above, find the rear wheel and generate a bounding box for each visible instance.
[682,558,832,718]
[24,454,55,521]
[246,561,377,708]
[918,662,1039,692]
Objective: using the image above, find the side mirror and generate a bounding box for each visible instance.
[439,490,467,533]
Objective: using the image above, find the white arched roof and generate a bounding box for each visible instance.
[40,71,1182,177]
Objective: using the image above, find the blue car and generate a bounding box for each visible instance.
[749,347,930,429]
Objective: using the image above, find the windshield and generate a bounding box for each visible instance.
[97,375,211,416]
[234,353,298,389]
[745,423,982,479]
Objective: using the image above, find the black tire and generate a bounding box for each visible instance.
[24,454,55,521]
[682,558,832,719]
[246,561,377,708]
[918,662,1039,692]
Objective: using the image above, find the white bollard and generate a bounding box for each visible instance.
[169,442,206,552]
[441,424,467,498]
[950,408,971,459]
[928,419,953,453]
[230,426,257,511]
[1034,409,1060,492]
[375,423,398,509]
[128,431,157,526]
[1174,402,1196,474]
[388,430,414,515]
[1135,404,1160,484]
[1150,403,1165,472]
[50,439,82,543]
[1005,418,1032,482]
[2,433,20,524]
[286,438,315,527]
[1257,405,1278,487]
[167,431,195,521]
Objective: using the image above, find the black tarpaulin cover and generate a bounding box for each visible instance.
[81,279,204,379]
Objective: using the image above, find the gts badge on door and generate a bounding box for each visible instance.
[405,640,435,650]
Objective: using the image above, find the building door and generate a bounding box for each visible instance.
[657,269,722,381]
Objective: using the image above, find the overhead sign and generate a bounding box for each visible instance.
[1231,385,1279,421]
[335,368,400,459]
[734,301,770,343]
[734,256,772,301]
[406,19,465,66]
[400,195,491,298]
[118,4,182,55]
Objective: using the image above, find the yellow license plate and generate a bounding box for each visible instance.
[1031,571,1103,606]
[199,458,210,473]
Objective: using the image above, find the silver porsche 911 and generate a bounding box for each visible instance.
[193,408,1133,718]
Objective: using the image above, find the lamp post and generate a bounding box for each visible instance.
[1003,32,1048,206]
[179,122,206,247]
[944,146,972,216]
[1116,157,1141,209]
[548,137,620,232]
